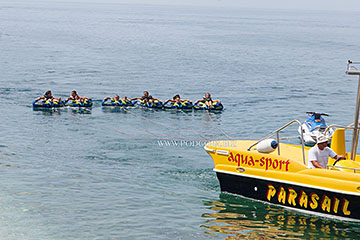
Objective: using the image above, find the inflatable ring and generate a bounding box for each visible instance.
[33,99,64,108]
[102,99,134,107]
[65,99,93,107]
[132,99,163,109]
[193,101,223,111]
[181,100,193,110]
[163,100,193,110]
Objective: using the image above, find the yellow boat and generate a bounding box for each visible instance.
[204,61,360,221]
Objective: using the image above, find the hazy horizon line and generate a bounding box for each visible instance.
[2,0,360,13]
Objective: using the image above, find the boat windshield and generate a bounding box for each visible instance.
[305,115,327,131]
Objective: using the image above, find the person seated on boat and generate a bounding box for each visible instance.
[308,135,345,169]
[36,90,61,103]
[103,95,128,102]
[66,90,90,103]
[131,91,161,104]
[194,92,221,108]
[164,94,190,105]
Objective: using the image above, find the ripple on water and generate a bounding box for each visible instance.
[1,2,360,239]
[201,194,360,239]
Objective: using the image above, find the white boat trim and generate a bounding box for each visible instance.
[214,168,360,197]
[204,147,215,153]
[216,150,229,156]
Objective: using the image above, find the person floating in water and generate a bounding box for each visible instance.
[131,91,162,104]
[36,90,61,103]
[65,90,90,103]
[103,94,128,102]
[308,135,345,169]
[194,92,221,108]
[164,94,190,105]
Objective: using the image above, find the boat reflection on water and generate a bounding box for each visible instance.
[32,107,63,116]
[193,110,223,118]
[101,106,128,114]
[201,193,360,239]
[33,107,92,115]
[67,107,92,115]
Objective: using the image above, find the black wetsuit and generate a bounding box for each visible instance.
[202,97,212,102]
[141,95,153,102]
[44,95,54,100]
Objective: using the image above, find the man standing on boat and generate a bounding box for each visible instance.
[308,135,345,169]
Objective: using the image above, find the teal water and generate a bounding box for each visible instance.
[1,1,360,239]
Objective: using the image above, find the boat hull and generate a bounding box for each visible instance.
[216,170,360,221]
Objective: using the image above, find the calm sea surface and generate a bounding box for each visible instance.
[1,1,360,239]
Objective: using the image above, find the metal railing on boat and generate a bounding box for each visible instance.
[327,165,360,173]
[324,124,356,136]
[247,120,307,165]
[346,60,360,160]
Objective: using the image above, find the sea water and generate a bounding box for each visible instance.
[1,1,360,239]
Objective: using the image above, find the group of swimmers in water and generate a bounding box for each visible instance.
[36,90,90,104]
[36,90,222,108]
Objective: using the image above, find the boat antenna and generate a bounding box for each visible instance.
[346,60,360,160]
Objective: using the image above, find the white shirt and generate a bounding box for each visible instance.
[307,146,337,169]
